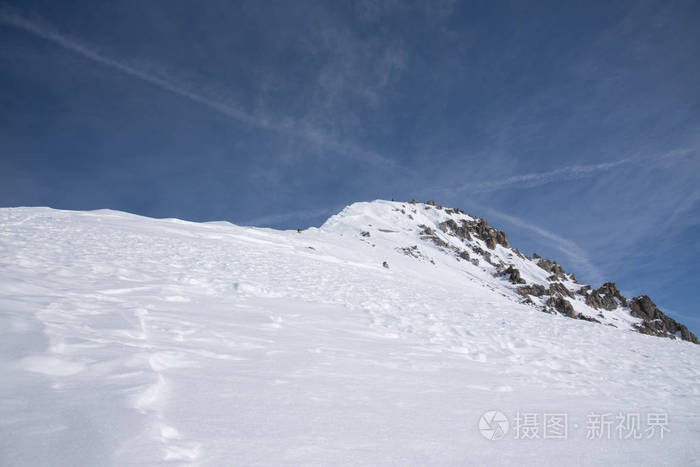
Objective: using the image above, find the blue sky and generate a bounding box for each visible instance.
[1,0,699,332]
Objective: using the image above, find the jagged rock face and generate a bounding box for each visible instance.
[598,282,627,307]
[438,216,510,250]
[387,199,698,344]
[468,245,491,265]
[438,219,472,241]
[517,284,547,297]
[629,296,699,344]
[549,282,574,298]
[502,265,525,284]
[579,282,626,311]
[470,219,510,249]
[537,259,566,278]
[546,295,602,324]
[547,295,575,317]
[419,225,449,248]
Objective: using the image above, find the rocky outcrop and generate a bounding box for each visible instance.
[547,295,575,317]
[419,225,449,248]
[546,295,601,323]
[578,282,626,311]
[537,258,566,278]
[576,314,601,324]
[470,245,494,265]
[598,282,627,307]
[469,219,510,250]
[437,215,508,250]
[438,219,472,241]
[405,199,697,344]
[549,282,574,298]
[629,296,698,343]
[517,284,547,297]
[501,265,525,284]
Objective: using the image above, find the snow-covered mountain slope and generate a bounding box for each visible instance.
[1,201,699,466]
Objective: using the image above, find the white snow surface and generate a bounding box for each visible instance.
[1,201,699,466]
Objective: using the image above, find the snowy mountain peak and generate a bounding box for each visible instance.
[323,199,698,344]
[2,204,700,465]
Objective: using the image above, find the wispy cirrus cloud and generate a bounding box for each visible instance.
[483,207,604,285]
[0,6,400,170]
[460,158,633,194]
[441,146,696,195]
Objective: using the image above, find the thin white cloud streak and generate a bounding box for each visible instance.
[0,8,399,169]
[484,207,604,285]
[664,189,700,229]
[450,146,696,195]
[458,158,633,194]
[0,9,263,125]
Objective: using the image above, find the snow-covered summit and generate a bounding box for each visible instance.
[1,203,699,466]
[323,199,697,343]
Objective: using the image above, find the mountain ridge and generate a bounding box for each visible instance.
[2,202,700,465]
[323,199,698,343]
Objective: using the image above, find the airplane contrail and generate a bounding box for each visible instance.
[0,7,400,169]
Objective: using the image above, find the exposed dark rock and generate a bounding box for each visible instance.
[549,282,574,298]
[426,200,441,208]
[629,296,698,343]
[404,200,699,344]
[547,295,575,318]
[581,282,626,311]
[418,225,449,248]
[597,282,627,307]
[576,313,601,324]
[470,245,495,265]
[501,265,526,284]
[439,219,472,241]
[517,284,548,297]
[382,261,389,269]
[397,245,434,263]
[537,259,566,278]
[360,231,370,237]
[469,219,510,249]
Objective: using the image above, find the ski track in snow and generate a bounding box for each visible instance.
[1,204,700,466]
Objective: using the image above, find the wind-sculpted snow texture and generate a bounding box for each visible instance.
[1,201,699,466]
